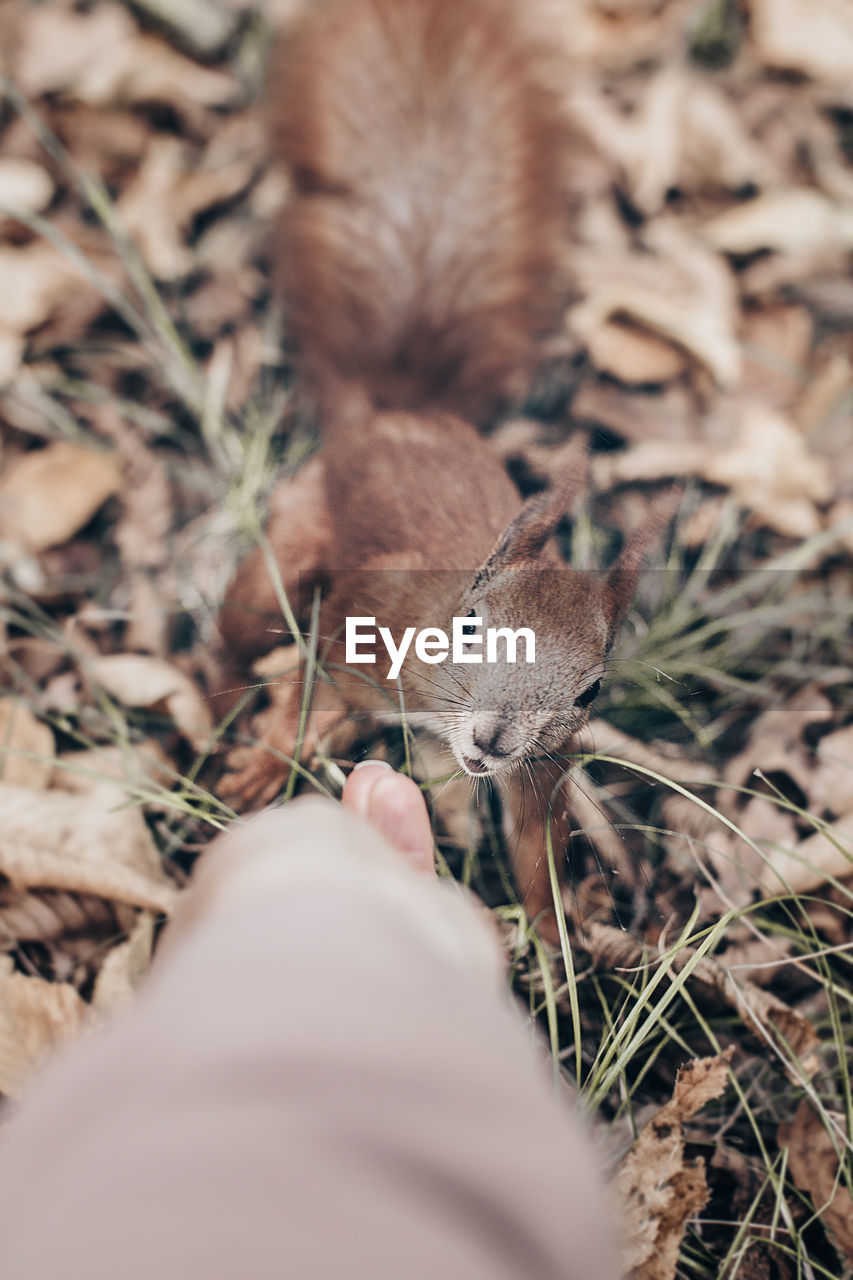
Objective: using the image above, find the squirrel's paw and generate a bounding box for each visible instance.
[218,698,304,810]
[218,678,353,811]
[218,743,298,811]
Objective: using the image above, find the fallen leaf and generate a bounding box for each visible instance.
[0,887,130,947]
[124,0,240,59]
[89,653,213,750]
[16,4,137,96]
[756,811,853,896]
[0,441,122,553]
[116,138,193,281]
[0,242,86,360]
[573,381,697,445]
[534,0,694,72]
[809,725,853,817]
[741,306,813,413]
[579,719,716,785]
[50,105,151,179]
[779,1099,853,1266]
[16,5,236,110]
[91,912,155,1017]
[795,352,851,433]
[0,955,91,1099]
[54,741,174,803]
[701,189,853,258]
[0,158,54,215]
[703,404,833,537]
[584,318,687,384]
[593,438,710,488]
[689,793,802,911]
[750,0,853,87]
[0,699,54,789]
[724,685,835,812]
[584,921,819,1073]
[0,782,179,914]
[0,333,23,386]
[117,136,256,281]
[616,1050,733,1279]
[570,225,741,387]
[78,34,236,111]
[570,69,774,215]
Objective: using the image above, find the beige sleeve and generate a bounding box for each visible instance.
[0,796,618,1280]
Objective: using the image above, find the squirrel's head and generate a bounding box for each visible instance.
[433,472,659,779]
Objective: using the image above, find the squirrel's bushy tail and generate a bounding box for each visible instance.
[269,0,570,424]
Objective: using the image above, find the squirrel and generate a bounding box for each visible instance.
[217,0,656,941]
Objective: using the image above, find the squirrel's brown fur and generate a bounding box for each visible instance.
[268,0,569,423]
[218,0,657,942]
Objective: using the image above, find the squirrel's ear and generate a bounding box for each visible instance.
[603,492,680,644]
[602,529,646,644]
[467,436,589,595]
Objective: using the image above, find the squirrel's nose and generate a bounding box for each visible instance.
[472,726,511,758]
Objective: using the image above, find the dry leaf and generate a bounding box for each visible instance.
[534,0,694,72]
[795,352,851,433]
[809,725,853,817]
[573,381,697,446]
[579,720,716,786]
[91,912,155,1016]
[77,34,235,112]
[0,886,131,946]
[117,136,255,280]
[0,698,54,789]
[570,70,773,214]
[702,189,853,258]
[89,653,213,750]
[0,441,122,553]
[570,226,741,387]
[0,955,91,1099]
[17,5,236,110]
[616,1050,733,1280]
[0,333,23,386]
[594,439,710,488]
[779,1099,853,1266]
[584,319,687,384]
[606,406,834,534]
[116,138,193,281]
[742,305,813,413]
[750,0,853,87]
[584,921,819,1073]
[756,811,853,896]
[16,4,137,96]
[686,793,802,912]
[0,242,86,383]
[724,685,834,811]
[703,404,833,537]
[0,159,54,215]
[54,741,173,803]
[0,782,178,914]
[125,0,240,59]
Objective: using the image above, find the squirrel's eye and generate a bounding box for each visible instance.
[576,678,602,709]
[462,608,477,636]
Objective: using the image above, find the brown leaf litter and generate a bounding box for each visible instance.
[616,1050,733,1280]
[0,0,852,1270]
[779,1098,853,1268]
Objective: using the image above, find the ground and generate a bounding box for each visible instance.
[0,1,852,1277]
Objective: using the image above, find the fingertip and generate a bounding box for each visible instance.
[342,763,436,877]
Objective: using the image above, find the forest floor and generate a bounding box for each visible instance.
[1,2,852,1277]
